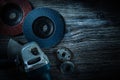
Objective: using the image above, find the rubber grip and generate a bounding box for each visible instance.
[27,64,52,80]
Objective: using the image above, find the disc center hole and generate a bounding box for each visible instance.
[42,25,48,32]
[9,12,16,19]
[32,17,54,39]
[62,52,66,57]
[64,65,71,72]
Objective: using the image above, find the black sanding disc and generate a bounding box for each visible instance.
[0,0,32,36]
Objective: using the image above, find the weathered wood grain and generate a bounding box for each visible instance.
[0,0,120,80]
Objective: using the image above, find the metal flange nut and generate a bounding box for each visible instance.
[60,61,75,74]
[56,47,73,62]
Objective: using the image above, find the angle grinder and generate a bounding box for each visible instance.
[7,39,52,80]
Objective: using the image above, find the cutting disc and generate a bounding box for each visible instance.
[23,8,65,48]
[0,0,32,36]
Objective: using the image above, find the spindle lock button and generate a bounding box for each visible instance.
[31,47,39,55]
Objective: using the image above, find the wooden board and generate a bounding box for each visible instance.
[0,0,120,80]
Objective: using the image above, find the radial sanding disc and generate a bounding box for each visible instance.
[23,8,65,48]
[0,0,32,36]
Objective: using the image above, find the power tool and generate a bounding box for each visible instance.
[7,39,51,80]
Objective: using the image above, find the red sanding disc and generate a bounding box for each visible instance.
[0,0,32,36]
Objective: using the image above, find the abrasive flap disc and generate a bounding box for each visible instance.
[23,8,65,48]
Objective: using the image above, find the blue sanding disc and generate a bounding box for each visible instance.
[23,8,65,48]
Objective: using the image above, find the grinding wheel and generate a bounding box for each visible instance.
[23,8,65,48]
[0,0,32,36]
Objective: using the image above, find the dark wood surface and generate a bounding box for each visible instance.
[0,0,120,80]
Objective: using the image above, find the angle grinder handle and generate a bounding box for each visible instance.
[27,64,52,80]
